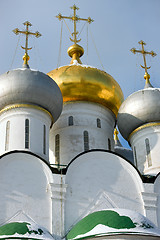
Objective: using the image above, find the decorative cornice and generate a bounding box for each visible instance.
[0,104,53,126]
[50,183,67,201]
[129,122,160,140]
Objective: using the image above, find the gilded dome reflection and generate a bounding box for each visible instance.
[48,63,123,116]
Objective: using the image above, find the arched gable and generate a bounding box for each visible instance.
[65,150,144,232]
[0,151,53,231]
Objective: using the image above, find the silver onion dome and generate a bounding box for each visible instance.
[0,68,63,122]
[117,87,160,140]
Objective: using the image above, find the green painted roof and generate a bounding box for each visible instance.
[67,210,135,240]
[67,209,160,240]
[0,221,53,239]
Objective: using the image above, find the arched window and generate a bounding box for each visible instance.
[43,125,46,155]
[145,138,152,167]
[84,131,89,151]
[134,146,138,167]
[108,138,111,151]
[68,116,74,126]
[25,119,29,149]
[5,121,10,151]
[55,134,60,165]
[97,118,101,128]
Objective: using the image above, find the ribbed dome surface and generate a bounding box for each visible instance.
[0,68,63,122]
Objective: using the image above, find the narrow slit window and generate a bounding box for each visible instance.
[69,116,74,126]
[145,138,152,167]
[25,119,29,149]
[134,146,138,167]
[84,131,89,151]
[5,121,10,151]
[108,138,111,151]
[55,134,60,165]
[43,125,46,155]
[97,118,101,128]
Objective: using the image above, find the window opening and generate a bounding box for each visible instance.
[108,138,111,151]
[43,125,46,155]
[97,118,101,128]
[145,138,152,167]
[5,121,10,151]
[84,131,89,151]
[69,116,74,126]
[134,146,138,167]
[25,119,29,149]
[55,134,60,165]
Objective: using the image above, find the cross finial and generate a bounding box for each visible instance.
[114,128,122,147]
[114,128,119,141]
[56,4,93,44]
[13,21,41,68]
[130,41,156,86]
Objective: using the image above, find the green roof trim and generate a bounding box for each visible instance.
[67,210,136,240]
[0,222,43,237]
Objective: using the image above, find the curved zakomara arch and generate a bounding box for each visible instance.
[0,150,54,184]
[2,149,157,184]
[66,149,153,184]
[154,171,160,182]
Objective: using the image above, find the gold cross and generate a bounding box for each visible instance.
[114,128,119,141]
[56,4,93,44]
[13,21,41,67]
[130,41,156,79]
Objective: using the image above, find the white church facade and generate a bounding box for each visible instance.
[0,5,160,240]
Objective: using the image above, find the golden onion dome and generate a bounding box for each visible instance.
[48,44,124,116]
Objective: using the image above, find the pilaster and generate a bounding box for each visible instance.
[142,183,158,225]
[50,174,67,236]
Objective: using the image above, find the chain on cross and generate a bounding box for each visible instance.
[130,40,156,81]
[13,21,41,67]
[56,4,93,44]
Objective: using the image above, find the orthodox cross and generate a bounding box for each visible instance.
[114,128,119,141]
[130,40,156,75]
[56,4,93,44]
[13,21,41,66]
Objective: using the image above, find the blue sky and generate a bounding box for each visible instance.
[1,0,160,147]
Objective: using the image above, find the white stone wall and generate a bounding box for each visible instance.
[49,102,116,166]
[142,183,158,226]
[0,107,51,162]
[64,151,144,233]
[0,152,53,231]
[0,151,158,237]
[154,174,160,228]
[51,151,160,234]
[130,125,160,175]
[51,174,67,237]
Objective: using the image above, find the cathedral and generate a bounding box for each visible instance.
[0,4,160,240]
